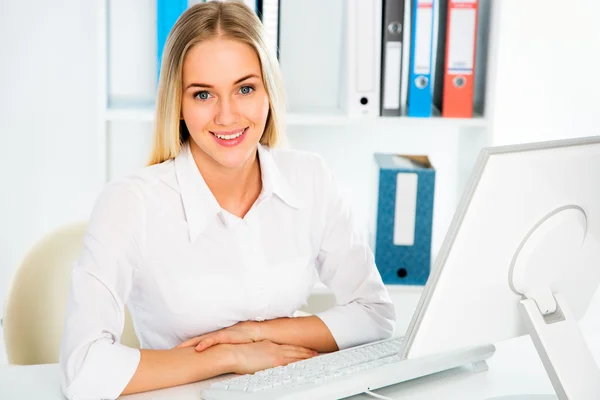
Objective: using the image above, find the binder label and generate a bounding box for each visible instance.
[448,8,477,74]
[383,42,402,109]
[414,3,433,75]
[394,172,418,246]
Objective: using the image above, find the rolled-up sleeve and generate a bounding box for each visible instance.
[313,158,396,350]
[59,181,144,400]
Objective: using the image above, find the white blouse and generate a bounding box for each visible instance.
[59,143,396,399]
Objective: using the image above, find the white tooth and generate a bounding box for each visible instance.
[216,129,244,140]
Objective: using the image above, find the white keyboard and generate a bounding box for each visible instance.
[201,337,496,400]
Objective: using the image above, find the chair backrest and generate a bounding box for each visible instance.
[2,222,139,365]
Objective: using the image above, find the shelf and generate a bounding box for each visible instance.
[285,112,487,128]
[283,105,487,128]
[105,100,155,122]
[105,101,488,129]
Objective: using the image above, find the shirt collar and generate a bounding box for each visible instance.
[175,142,300,242]
[256,144,301,210]
[174,143,222,242]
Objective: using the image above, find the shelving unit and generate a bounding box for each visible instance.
[105,101,487,128]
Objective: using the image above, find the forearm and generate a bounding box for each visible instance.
[122,346,234,395]
[259,316,338,353]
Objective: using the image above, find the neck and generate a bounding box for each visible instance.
[189,142,262,218]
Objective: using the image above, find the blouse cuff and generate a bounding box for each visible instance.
[316,302,390,350]
[63,341,140,400]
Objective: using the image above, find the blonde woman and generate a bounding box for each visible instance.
[59,1,395,398]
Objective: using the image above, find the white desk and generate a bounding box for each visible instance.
[3,287,599,400]
[1,332,599,400]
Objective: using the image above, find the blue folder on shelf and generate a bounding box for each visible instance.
[407,0,436,117]
[373,154,436,285]
[156,1,274,81]
[157,0,188,81]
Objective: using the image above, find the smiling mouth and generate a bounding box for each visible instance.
[210,127,248,140]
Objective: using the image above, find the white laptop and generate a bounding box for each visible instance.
[202,135,600,400]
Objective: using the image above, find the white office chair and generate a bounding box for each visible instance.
[2,222,139,365]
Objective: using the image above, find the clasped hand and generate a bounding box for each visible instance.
[175,321,318,375]
[176,320,264,352]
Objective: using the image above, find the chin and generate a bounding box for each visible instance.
[212,147,256,170]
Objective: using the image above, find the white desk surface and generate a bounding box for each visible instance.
[2,288,599,400]
[1,331,599,400]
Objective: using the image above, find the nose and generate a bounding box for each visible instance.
[214,97,240,126]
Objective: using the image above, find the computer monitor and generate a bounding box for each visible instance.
[401,135,600,398]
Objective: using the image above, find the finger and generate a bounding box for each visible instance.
[195,335,219,352]
[278,344,312,351]
[279,345,318,356]
[282,349,318,360]
[176,336,206,349]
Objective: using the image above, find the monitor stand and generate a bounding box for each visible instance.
[491,206,600,400]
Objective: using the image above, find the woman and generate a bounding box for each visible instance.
[59,1,395,398]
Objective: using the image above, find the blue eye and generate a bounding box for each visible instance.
[239,86,254,95]
[195,91,212,100]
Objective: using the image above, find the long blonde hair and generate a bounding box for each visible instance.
[148,1,286,166]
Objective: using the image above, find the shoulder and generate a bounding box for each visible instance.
[269,146,332,180]
[96,159,177,209]
[266,146,338,208]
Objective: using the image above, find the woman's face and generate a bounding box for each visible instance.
[181,37,270,170]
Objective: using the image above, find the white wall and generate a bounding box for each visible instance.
[0,1,103,363]
[486,0,600,146]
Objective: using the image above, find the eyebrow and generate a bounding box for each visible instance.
[185,74,260,90]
